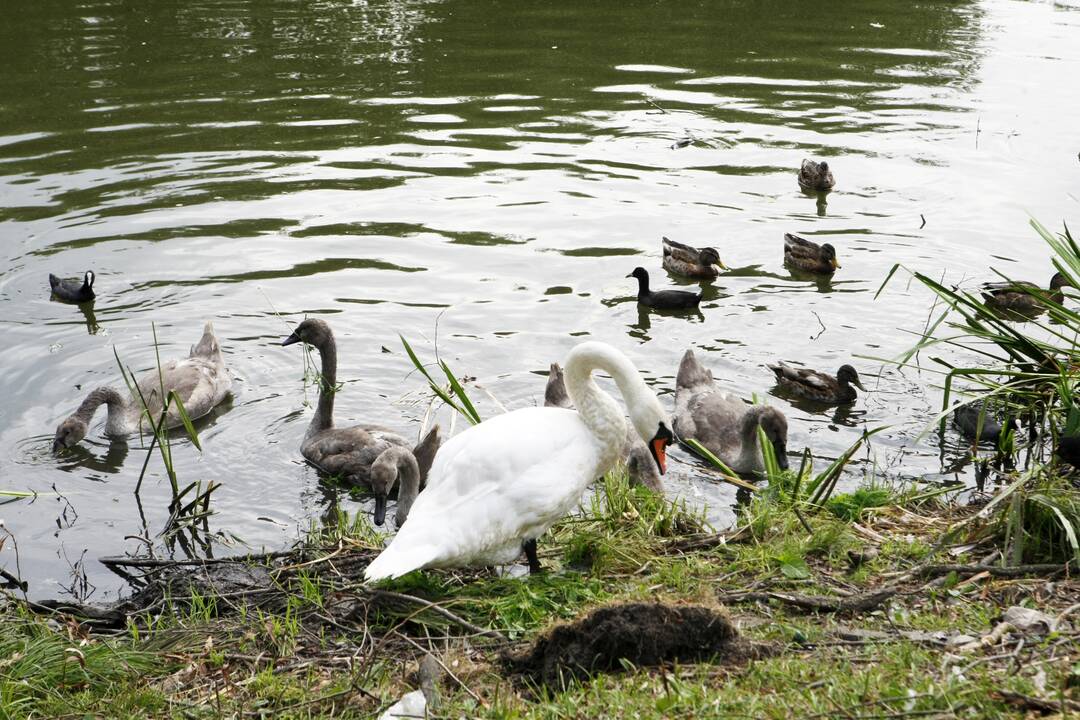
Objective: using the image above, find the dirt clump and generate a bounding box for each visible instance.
[502,601,771,689]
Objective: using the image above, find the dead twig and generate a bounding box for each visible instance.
[716,589,896,615]
[665,525,752,553]
[391,630,485,707]
[914,563,1073,580]
[99,549,297,569]
[993,689,1080,713]
[810,311,826,341]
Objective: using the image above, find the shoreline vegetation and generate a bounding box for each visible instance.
[3,221,1080,718]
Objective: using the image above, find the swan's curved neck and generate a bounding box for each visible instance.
[310,335,338,434]
[735,407,767,468]
[564,343,650,469]
[390,449,421,526]
[76,387,132,435]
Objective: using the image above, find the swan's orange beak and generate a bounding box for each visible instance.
[651,437,668,475]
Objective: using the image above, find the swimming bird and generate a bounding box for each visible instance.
[674,349,789,475]
[628,267,702,309]
[49,271,95,303]
[364,341,672,581]
[952,400,1016,443]
[545,362,663,493]
[368,445,424,527]
[768,362,866,405]
[52,322,231,450]
[981,272,1072,315]
[661,237,726,279]
[1056,434,1080,469]
[798,159,834,192]
[282,319,441,524]
[783,233,840,275]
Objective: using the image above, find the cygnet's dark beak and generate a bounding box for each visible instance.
[52,437,63,453]
[281,331,301,347]
[776,446,790,471]
[373,495,387,526]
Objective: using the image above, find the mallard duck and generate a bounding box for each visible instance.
[674,350,789,475]
[49,271,95,303]
[952,400,1016,443]
[661,237,726,279]
[53,322,231,449]
[798,159,834,192]
[627,267,702,309]
[768,362,865,405]
[981,272,1072,315]
[783,233,839,275]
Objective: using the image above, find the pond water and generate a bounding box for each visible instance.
[1,0,1078,600]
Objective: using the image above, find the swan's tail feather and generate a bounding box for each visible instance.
[412,425,442,487]
[543,363,571,409]
[189,321,221,361]
[364,543,440,582]
[676,349,712,392]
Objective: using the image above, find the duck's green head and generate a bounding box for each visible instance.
[700,248,727,271]
[822,243,840,270]
[838,364,866,392]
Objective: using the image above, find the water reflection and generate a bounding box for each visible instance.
[7,0,1080,599]
[55,437,130,475]
[76,301,101,334]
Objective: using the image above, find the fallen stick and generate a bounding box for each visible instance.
[99,549,298,569]
[666,525,752,553]
[914,563,1073,580]
[993,690,1080,713]
[716,588,896,615]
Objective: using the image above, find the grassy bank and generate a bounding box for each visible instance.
[2,467,1077,719]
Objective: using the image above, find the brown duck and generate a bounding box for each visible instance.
[769,362,866,405]
[784,233,840,275]
[981,272,1072,315]
[661,237,726,279]
[798,159,835,192]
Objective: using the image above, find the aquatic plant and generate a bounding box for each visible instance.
[400,334,481,425]
[880,219,1080,564]
[113,323,217,555]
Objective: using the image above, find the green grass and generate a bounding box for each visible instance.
[2,465,1075,719]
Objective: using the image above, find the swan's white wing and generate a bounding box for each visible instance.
[365,407,601,580]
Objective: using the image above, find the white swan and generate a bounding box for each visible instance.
[544,362,663,493]
[364,341,672,581]
[52,322,231,450]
